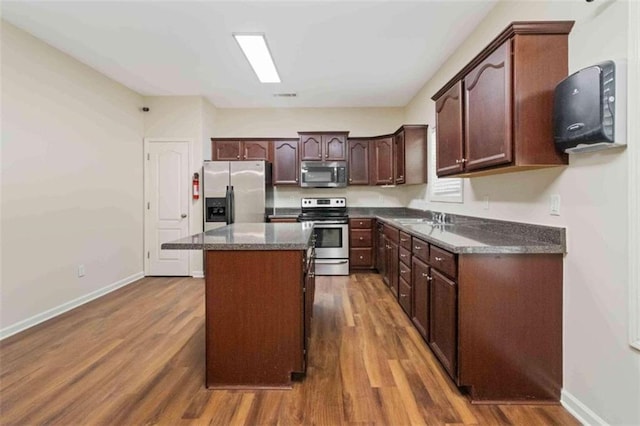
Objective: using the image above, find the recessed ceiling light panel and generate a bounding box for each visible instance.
[233,33,281,83]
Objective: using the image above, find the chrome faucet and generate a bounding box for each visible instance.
[434,212,447,224]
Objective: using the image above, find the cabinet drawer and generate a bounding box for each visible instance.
[269,217,298,223]
[399,231,412,250]
[350,218,373,229]
[398,278,412,316]
[399,261,412,284]
[412,238,429,263]
[350,248,374,267]
[399,247,411,266]
[430,245,457,279]
[383,224,399,243]
[351,229,373,247]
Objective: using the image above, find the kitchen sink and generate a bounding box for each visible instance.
[393,218,437,225]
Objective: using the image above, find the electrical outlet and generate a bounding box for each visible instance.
[77,264,85,277]
[550,194,561,216]
[483,195,490,210]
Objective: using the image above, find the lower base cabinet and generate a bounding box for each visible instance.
[411,257,430,340]
[375,225,562,403]
[429,269,457,381]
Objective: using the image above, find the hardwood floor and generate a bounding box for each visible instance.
[0,273,578,425]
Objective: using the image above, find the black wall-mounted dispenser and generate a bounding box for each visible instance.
[553,60,626,153]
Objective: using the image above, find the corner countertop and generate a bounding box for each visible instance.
[376,216,565,254]
[269,207,566,254]
[161,222,314,251]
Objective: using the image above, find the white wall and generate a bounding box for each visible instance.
[1,22,145,336]
[142,96,216,276]
[404,1,640,424]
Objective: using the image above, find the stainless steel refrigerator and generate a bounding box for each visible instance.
[203,161,273,231]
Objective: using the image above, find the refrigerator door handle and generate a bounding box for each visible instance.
[226,185,235,224]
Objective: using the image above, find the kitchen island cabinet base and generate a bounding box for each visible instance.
[205,250,306,389]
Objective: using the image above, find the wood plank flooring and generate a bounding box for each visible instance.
[0,273,579,425]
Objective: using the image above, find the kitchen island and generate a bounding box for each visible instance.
[162,222,315,389]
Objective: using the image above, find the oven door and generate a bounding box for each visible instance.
[312,223,348,259]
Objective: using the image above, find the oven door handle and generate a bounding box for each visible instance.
[311,221,347,226]
[314,259,349,265]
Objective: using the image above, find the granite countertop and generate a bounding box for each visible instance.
[272,207,565,254]
[161,222,314,251]
[376,216,565,254]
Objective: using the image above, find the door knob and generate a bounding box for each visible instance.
[181,214,187,218]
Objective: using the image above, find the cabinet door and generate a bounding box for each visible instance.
[387,240,399,297]
[464,41,513,172]
[213,140,241,161]
[430,269,457,381]
[394,131,405,184]
[243,141,271,161]
[435,82,464,176]
[398,278,412,316]
[411,257,430,340]
[376,224,386,274]
[323,134,347,161]
[300,135,323,160]
[348,140,370,185]
[371,137,394,185]
[273,141,299,185]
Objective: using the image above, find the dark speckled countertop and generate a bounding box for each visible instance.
[269,207,566,254]
[161,222,314,251]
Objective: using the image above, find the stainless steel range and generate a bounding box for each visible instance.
[297,197,349,276]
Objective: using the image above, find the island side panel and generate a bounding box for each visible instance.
[205,250,304,388]
[458,253,563,403]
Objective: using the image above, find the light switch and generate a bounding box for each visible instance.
[550,194,561,216]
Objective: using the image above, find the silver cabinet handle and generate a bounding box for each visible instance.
[400,293,408,298]
[359,237,364,240]
[421,273,429,277]
[359,255,364,259]
[435,256,443,261]
[181,214,187,218]
[400,254,406,258]
[400,238,408,242]
[414,246,421,250]
[359,221,364,225]
[427,276,433,281]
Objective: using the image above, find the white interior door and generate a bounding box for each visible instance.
[145,140,190,276]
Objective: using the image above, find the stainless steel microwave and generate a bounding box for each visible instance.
[300,161,347,188]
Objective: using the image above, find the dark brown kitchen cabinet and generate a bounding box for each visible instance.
[347,139,370,185]
[435,82,464,176]
[383,224,399,296]
[411,256,430,340]
[211,139,272,161]
[431,21,574,178]
[349,218,375,270]
[464,42,512,172]
[376,222,386,274]
[273,140,299,186]
[394,131,405,184]
[212,140,241,160]
[299,132,348,161]
[398,278,412,316]
[429,268,458,381]
[370,137,394,185]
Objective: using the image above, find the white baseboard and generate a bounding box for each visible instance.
[561,389,608,426]
[0,271,144,341]
[191,270,204,278]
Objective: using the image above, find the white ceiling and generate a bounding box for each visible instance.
[1,1,497,108]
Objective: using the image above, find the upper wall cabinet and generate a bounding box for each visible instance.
[299,132,348,161]
[432,21,574,178]
[367,125,428,186]
[211,139,272,162]
[348,139,370,185]
[273,139,300,185]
